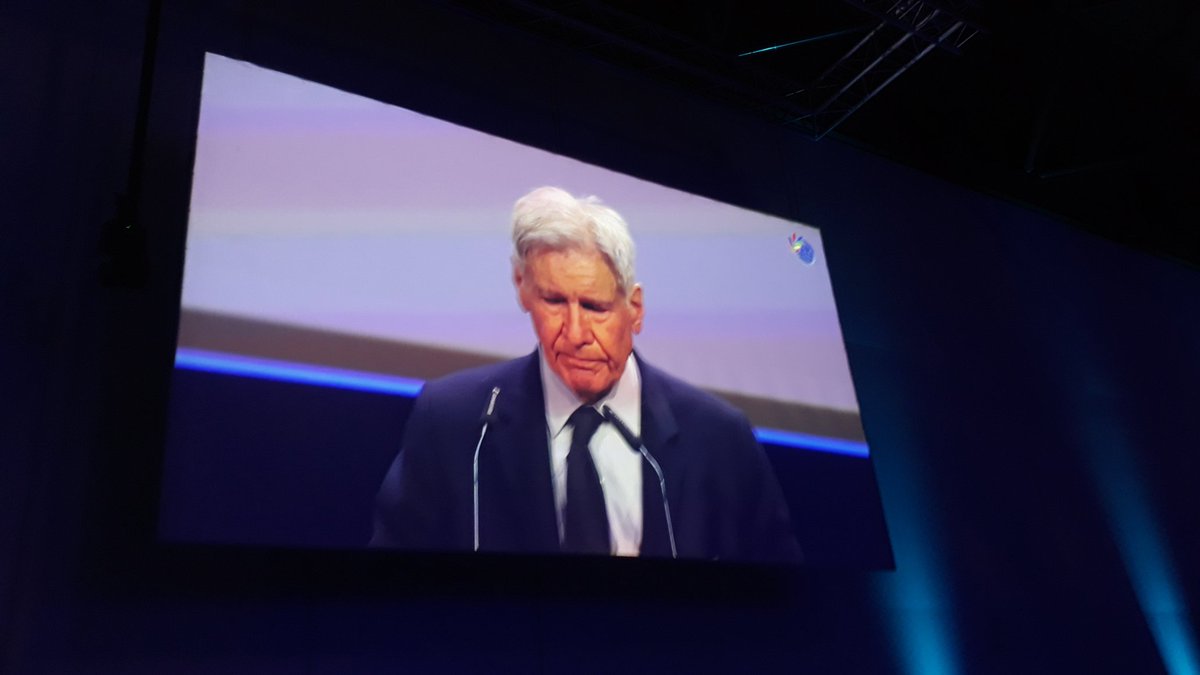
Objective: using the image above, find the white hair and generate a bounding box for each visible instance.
[511,186,637,295]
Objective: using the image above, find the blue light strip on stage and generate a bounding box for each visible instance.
[175,348,425,397]
[174,348,870,458]
[754,427,869,458]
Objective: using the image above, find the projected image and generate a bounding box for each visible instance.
[160,53,882,564]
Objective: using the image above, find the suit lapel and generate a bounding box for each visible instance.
[636,354,681,558]
[480,352,560,553]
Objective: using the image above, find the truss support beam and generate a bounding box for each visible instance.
[840,0,982,54]
[791,0,981,139]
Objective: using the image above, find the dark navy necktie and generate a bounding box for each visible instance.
[562,406,610,554]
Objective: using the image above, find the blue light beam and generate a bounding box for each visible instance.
[1082,418,1200,675]
[864,384,960,675]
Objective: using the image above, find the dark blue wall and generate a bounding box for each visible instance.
[4,0,1197,673]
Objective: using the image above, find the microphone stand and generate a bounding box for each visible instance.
[473,387,501,552]
[601,405,678,559]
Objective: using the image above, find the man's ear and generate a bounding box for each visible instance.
[513,266,530,312]
[629,283,644,334]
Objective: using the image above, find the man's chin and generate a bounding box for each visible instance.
[563,375,612,404]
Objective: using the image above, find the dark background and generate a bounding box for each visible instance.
[4,0,1198,673]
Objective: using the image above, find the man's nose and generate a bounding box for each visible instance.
[565,304,592,346]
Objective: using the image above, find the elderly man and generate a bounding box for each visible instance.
[371,187,801,563]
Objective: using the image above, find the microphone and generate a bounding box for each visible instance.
[601,405,677,559]
[473,386,501,552]
[480,386,501,424]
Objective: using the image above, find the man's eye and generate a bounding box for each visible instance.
[544,297,565,305]
[582,302,610,313]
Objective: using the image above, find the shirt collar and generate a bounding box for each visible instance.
[540,347,641,439]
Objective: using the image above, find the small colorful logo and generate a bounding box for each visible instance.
[788,233,816,265]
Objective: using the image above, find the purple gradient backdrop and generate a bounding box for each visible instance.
[181,53,862,414]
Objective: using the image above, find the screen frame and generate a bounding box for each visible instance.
[110,0,893,598]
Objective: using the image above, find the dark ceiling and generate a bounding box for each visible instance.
[458,0,1200,267]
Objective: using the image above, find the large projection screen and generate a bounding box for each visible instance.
[159,53,884,565]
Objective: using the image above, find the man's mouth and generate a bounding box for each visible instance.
[559,355,603,372]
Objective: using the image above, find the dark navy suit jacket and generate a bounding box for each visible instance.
[371,351,802,563]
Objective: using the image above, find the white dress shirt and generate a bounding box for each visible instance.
[540,350,643,556]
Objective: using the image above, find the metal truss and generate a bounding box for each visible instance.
[457,0,814,123]
[456,0,982,143]
[841,0,982,55]
[791,0,982,139]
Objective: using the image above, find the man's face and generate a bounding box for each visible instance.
[515,247,644,404]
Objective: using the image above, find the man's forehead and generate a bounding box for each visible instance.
[524,243,602,264]
[524,248,621,285]
[528,275,625,300]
